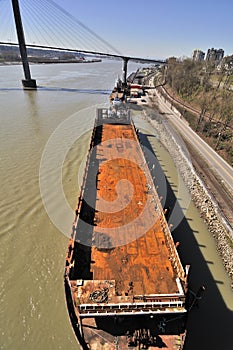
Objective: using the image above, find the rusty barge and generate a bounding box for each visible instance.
[64,104,189,349]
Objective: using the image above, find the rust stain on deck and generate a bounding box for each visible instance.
[89,124,178,296]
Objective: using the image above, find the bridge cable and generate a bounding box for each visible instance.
[19,0,118,54]
[42,0,122,54]
[37,0,114,53]
[0,0,122,55]
[35,0,97,50]
[23,0,68,47]
[0,0,16,42]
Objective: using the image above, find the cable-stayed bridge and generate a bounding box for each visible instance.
[0,0,166,88]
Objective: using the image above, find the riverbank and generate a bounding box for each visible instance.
[158,83,233,166]
[143,91,233,288]
[0,59,101,66]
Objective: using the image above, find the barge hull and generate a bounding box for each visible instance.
[65,107,188,349]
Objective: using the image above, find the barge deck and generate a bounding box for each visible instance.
[65,106,188,349]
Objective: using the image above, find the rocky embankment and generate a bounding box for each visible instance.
[144,103,233,288]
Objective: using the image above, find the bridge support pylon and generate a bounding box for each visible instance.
[122,57,129,88]
[11,0,37,89]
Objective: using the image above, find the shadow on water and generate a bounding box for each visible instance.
[0,86,111,95]
[24,90,40,117]
[38,86,111,94]
[139,131,233,350]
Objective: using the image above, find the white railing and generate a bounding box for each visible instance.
[78,299,186,317]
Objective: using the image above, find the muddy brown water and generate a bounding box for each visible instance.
[0,62,232,350]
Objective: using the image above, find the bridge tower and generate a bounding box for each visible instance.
[11,0,37,89]
[122,57,129,87]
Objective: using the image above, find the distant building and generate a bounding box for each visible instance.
[192,49,205,61]
[206,48,224,63]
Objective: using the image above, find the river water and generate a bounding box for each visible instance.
[0,62,232,350]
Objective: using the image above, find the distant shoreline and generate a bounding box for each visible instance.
[0,59,102,66]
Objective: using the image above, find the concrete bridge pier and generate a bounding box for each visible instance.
[11,0,37,89]
[122,57,129,87]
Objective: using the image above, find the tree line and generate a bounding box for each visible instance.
[162,57,233,164]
